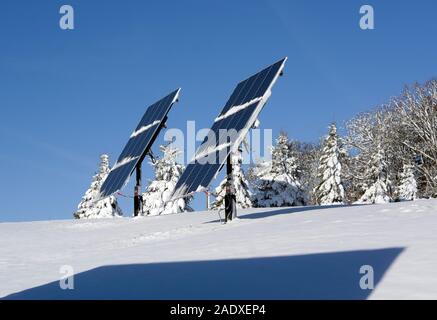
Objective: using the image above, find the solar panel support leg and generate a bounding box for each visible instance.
[134,165,142,217]
[224,153,237,222]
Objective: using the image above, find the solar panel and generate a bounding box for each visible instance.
[99,88,181,199]
[171,58,287,200]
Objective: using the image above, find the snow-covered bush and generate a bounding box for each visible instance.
[211,146,252,209]
[313,124,345,205]
[74,154,123,219]
[250,133,306,207]
[141,144,192,216]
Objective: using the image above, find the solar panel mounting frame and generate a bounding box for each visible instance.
[171,57,287,201]
[99,88,181,201]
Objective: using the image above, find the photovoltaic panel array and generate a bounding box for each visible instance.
[99,89,181,199]
[171,58,287,200]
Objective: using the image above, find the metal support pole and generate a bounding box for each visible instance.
[133,165,142,216]
[224,153,237,222]
[132,116,167,217]
[205,191,210,211]
[226,152,232,177]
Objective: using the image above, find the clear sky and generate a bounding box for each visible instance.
[1,0,436,222]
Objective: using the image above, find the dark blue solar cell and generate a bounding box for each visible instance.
[134,106,154,132]
[129,128,156,160]
[195,165,220,194]
[213,101,258,147]
[218,66,269,117]
[220,81,246,115]
[189,164,220,194]
[172,58,286,200]
[246,67,270,101]
[185,166,205,194]
[254,60,283,98]
[231,76,256,107]
[99,88,180,198]
[106,161,134,196]
[233,72,263,106]
[100,162,133,197]
[117,97,171,163]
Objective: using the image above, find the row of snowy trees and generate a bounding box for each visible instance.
[74,146,192,219]
[211,125,344,208]
[74,79,435,218]
[343,80,437,202]
[246,80,435,206]
[73,122,419,218]
[314,82,436,204]
[244,120,419,207]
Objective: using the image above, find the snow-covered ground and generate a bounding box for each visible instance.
[1,199,437,299]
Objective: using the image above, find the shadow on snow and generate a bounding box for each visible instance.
[3,247,403,300]
[206,204,365,223]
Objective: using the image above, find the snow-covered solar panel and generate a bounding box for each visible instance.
[171,58,287,200]
[99,89,181,199]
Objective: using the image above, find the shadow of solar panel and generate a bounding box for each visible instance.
[172,58,287,200]
[99,89,181,199]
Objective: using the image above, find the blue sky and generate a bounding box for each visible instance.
[0,0,436,222]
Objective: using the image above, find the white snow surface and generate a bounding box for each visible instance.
[130,120,160,138]
[1,199,437,299]
[112,156,139,171]
[193,142,232,162]
[214,97,263,123]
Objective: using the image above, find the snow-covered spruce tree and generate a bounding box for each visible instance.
[357,145,392,204]
[397,164,418,201]
[285,140,321,205]
[211,146,252,209]
[141,144,192,216]
[251,132,306,207]
[313,124,345,205]
[74,154,123,219]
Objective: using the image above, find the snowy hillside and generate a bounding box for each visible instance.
[1,199,437,299]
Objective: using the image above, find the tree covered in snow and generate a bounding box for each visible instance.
[345,108,397,202]
[390,80,437,197]
[356,145,392,204]
[211,146,252,209]
[74,154,123,219]
[345,79,437,199]
[313,124,345,205]
[141,144,192,216]
[282,140,321,205]
[250,132,306,207]
[397,163,418,201]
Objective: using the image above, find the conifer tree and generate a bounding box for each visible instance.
[357,145,392,204]
[313,124,345,205]
[141,144,192,216]
[251,132,306,207]
[397,163,417,201]
[74,154,123,219]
